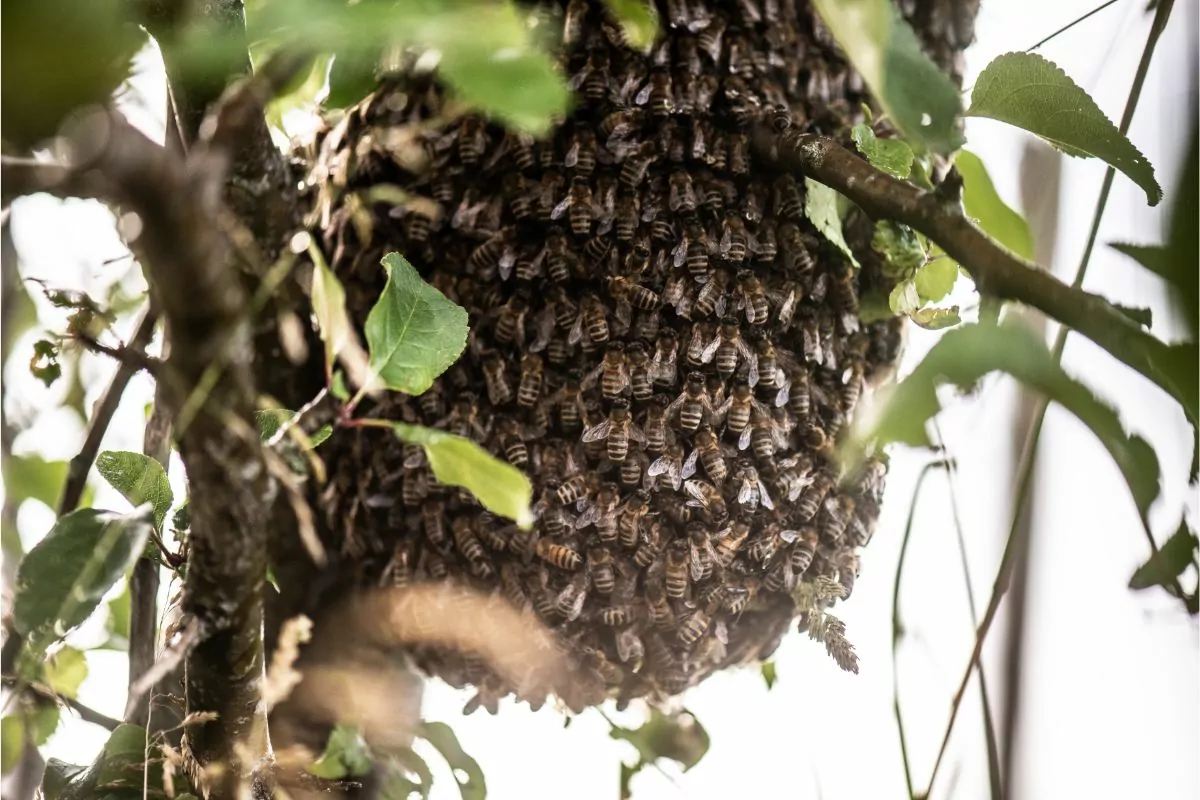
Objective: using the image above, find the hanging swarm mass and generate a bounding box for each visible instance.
[308,0,971,712]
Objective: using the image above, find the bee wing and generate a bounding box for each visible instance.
[575,505,598,528]
[646,455,671,477]
[689,546,706,582]
[580,362,605,391]
[616,629,643,663]
[628,424,647,444]
[582,419,613,442]
[672,238,687,268]
[747,352,761,387]
[712,396,733,427]
[568,315,585,346]
[551,195,572,220]
[684,480,707,503]
[737,478,755,505]
[700,335,722,363]
[758,479,774,510]
[771,423,790,450]
[530,308,555,352]
[564,140,580,168]
[635,81,652,105]
[615,299,632,329]
[737,427,752,451]
[774,381,790,408]
[681,448,700,479]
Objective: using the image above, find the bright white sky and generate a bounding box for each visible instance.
[2,2,1197,799]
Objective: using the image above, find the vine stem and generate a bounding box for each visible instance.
[923,2,1177,795]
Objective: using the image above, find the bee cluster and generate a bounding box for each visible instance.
[309,0,966,712]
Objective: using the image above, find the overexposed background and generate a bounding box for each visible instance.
[2,2,1197,798]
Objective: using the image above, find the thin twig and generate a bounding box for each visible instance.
[58,302,160,516]
[124,615,202,720]
[1025,0,1123,52]
[891,459,951,800]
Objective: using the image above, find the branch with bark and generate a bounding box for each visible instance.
[756,130,1195,415]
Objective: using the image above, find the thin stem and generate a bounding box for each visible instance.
[1026,0,1123,52]
[891,459,952,800]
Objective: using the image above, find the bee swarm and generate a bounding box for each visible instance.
[308,0,970,712]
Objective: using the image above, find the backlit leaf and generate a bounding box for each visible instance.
[909,306,962,330]
[805,179,859,268]
[96,451,173,530]
[813,0,963,153]
[913,257,958,304]
[844,323,1161,522]
[967,53,1161,205]
[957,150,1034,262]
[1,716,24,774]
[4,453,67,511]
[603,0,659,53]
[888,280,920,316]
[365,253,468,396]
[419,721,486,800]
[761,661,777,689]
[1129,521,1198,591]
[12,507,154,653]
[872,221,925,277]
[309,724,373,780]
[392,424,533,528]
[851,124,913,179]
[609,708,710,772]
[311,246,357,370]
[43,646,88,698]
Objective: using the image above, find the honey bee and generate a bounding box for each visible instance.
[702,317,756,379]
[712,380,762,436]
[536,170,566,222]
[667,170,698,213]
[677,602,713,648]
[599,604,635,627]
[555,474,591,506]
[633,309,662,342]
[840,358,865,415]
[697,13,725,60]
[588,546,616,594]
[779,222,817,275]
[572,49,611,102]
[515,353,544,408]
[728,132,751,175]
[785,366,812,417]
[475,513,509,552]
[686,522,719,581]
[796,473,833,521]
[536,539,584,571]
[599,108,644,144]
[646,442,685,491]
[684,479,728,524]
[675,221,710,280]
[651,331,679,386]
[555,572,590,620]
[469,227,516,275]
[735,271,769,326]
[418,382,447,421]
[577,482,621,543]
[618,489,652,549]
[790,526,819,576]
[762,556,795,594]
[495,418,528,467]
[607,277,662,330]
[571,293,610,345]
[684,322,710,368]
[682,425,728,484]
[381,541,412,589]
[619,142,657,189]
[732,461,772,511]
[636,71,674,117]
[482,352,513,406]
[450,515,486,561]
[772,173,805,218]
[582,234,614,269]
[562,0,589,48]
[645,579,675,629]
[499,562,527,610]
[691,269,729,318]
[503,172,535,222]
[582,343,630,399]
[715,521,751,566]
[401,466,428,509]
[821,494,855,544]
[665,539,691,599]
[614,195,641,242]
[634,520,667,568]
[626,342,654,401]
[743,407,788,461]
[582,399,646,462]
[552,176,596,236]
[619,454,645,488]
[438,393,490,440]
[667,372,713,432]
[493,293,529,347]
[456,117,488,165]
[564,128,598,177]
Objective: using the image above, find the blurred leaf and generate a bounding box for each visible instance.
[872,221,926,277]
[1,716,24,774]
[5,453,68,511]
[957,150,1035,262]
[419,721,486,800]
[383,751,434,800]
[332,370,351,401]
[12,507,154,654]
[102,585,132,650]
[609,708,710,772]
[392,424,533,528]
[43,759,86,800]
[2,275,37,367]
[618,760,640,800]
[967,53,1161,205]
[913,258,958,304]
[311,237,356,372]
[909,306,962,330]
[813,0,963,153]
[603,0,659,53]
[96,451,173,530]
[172,502,191,534]
[265,53,333,128]
[844,323,1162,521]
[310,424,333,448]
[365,253,468,396]
[805,179,859,268]
[888,280,920,316]
[255,409,294,440]
[30,706,60,745]
[1129,521,1198,591]
[327,49,378,109]
[851,124,913,179]
[309,724,373,780]
[93,723,158,790]
[30,338,62,386]
[43,647,88,698]
[761,661,777,689]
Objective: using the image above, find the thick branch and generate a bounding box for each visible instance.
[760,131,1195,415]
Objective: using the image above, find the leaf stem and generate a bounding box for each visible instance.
[1025,0,1123,52]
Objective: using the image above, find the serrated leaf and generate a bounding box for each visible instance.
[43,646,88,698]
[761,661,777,689]
[1129,521,1198,591]
[364,254,468,396]
[967,53,1161,206]
[311,246,358,370]
[804,179,859,268]
[909,306,962,330]
[309,724,374,780]
[888,280,920,316]
[603,0,659,53]
[609,709,710,772]
[419,721,486,800]
[914,257,958,304]
[4,453,67,511]
[956,150,1035,262]
[844,323,1161,521]
[392,424,533,528]
[96,451,173,530]
[872,221,926,277]
[851,124,913,179]
[12,507,154,652]
[1110,243,1173,283]
[813,0,963,153]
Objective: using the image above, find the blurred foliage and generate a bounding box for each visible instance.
[610,709,710,799]
[308,724,374,779]
[1129,521,1198,600]
[957,150,1035,263]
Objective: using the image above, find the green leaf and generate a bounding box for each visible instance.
[172,502,191,534]
[844,323,1161,521]
[603,0,659,53]
[913,257,958,304]
[255,409,294,440]
[310,424,333,448]
[609,709,710,772]
[331,369,351,401]
[1129,521,1198,591]
[95,451,173,530]
[383,751,434,800]
[102,585,131,650]
[813,0,963,153]
[94,723,158,790]
[392,424,533,528]
[43,646,88,698]
[4,453,67,511]
[804,179,859,268]
[43,759,87,800]
[311,245,356,370]
[419,721,486,800]
[12,507,154,652]
[888,280,920,316]
[30,338,62,386]
[364,253,468,396]
[29,706,60,746]
[2,716,25,774]
[850,124,914,179]
[1110,243,1173,283]
[308,724,374,780]
[872,221,926,277]
[761,661,777,690]
[619,760,642,800]
[956,150,1035,262]
[326,49,378,109]
[909,306,962,330]
[967,53,1161,206]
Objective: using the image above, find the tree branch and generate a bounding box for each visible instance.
[758,131,1196,416]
